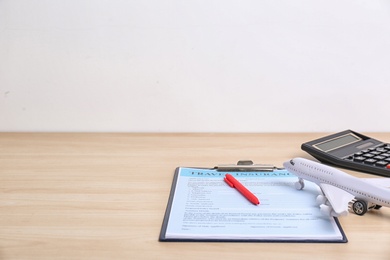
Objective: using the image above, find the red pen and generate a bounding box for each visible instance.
[224,173,260,205]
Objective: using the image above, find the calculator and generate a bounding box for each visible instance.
[301,130,390,177]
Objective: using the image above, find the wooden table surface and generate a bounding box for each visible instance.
[1,132,390,259]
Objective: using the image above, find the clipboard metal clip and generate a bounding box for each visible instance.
[215,160,279,172]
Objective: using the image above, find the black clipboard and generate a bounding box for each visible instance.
[159,163,348,243]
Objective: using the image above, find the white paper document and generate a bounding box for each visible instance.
[161,168,346,242]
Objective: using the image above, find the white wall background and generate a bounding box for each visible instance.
[1,0,389,132]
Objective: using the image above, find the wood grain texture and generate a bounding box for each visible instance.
[1,133,390,259]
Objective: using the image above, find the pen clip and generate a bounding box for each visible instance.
[216,160,278,171]
[224,176,234,187]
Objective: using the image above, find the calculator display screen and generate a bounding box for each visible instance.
[313,133,362,152]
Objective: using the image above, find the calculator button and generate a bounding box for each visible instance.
[364,158,377,164]
[363,153,375,158]
[354,152,364,156]
[376,148,387,153]
[353,156,366,163]
[381,153,390,157]
[374,156,386,160]
[375,161,389,167]
[370,151,381,155]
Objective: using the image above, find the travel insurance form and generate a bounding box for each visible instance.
[160,168,345,242]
